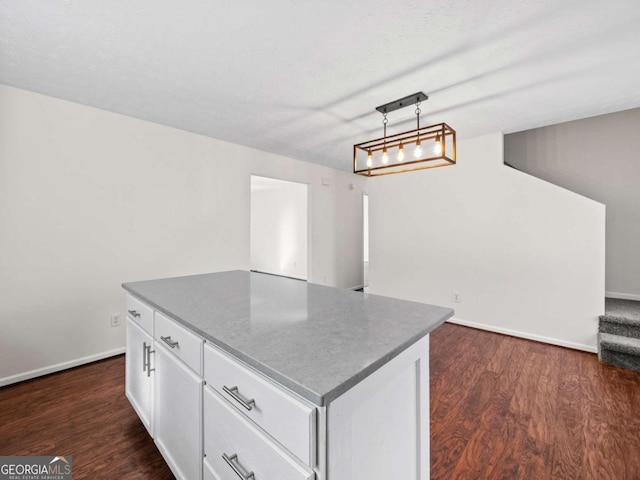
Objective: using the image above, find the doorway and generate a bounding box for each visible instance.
[363,193,369,288]
[250,175,308,280]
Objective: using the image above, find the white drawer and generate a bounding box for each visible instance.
[155,311,203,375]
[204,387,314,480]
[126,294,153,335]
[204,343,315,466]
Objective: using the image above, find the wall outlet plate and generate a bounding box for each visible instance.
[110,314,121,327]
[452,292,461,303]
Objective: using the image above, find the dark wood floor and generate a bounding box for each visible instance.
[1,323,639,479]
[430,323,640,480]
[0,355,173,479]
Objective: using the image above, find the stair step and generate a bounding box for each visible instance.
[599,332,640,357]
[599,349,640,373]
[599,319,640,339]
[600,314,640,327]
[600,298,640,327]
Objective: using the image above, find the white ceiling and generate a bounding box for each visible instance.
[2,1,640,172]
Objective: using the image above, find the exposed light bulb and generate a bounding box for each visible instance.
[367,151,373,168]
[382,147,389,164]
[397,143,405,162]
[434,134,442,155]
[414,139,422,158]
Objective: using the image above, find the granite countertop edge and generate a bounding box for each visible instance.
[122,282,452,406]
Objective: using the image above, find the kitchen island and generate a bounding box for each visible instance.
[123,270,452,480]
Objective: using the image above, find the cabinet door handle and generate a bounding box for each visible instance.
[160,336,179,348]
[142,342,148,372]
[222,453,254,480]
[144,343,155,377]
[128,310,141,318]
[222,385,255,411]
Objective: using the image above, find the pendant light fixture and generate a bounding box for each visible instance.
[353,92,456,176]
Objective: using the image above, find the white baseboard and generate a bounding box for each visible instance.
[347,285,364,291]
[0,347,126,387]
[447,317,597,354]
[606,291,640,302]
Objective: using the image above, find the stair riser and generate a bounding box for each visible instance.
[599,349,640,373]
[599,321,640,339]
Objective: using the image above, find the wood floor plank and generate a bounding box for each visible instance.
[515,434,551,480]
[431,325,503,426]
[430,324,479,422]
[431,370,501,479]
[549,347,587,480]
[464,336,526,479]
[485,335,515,375]
[447,370,506,479]
[527,348,560,445]
[508,349,545,416]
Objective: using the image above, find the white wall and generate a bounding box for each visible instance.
[0,85,366,385]
[368,133,605,352]
[505,107,640,301]
[251,176,308,280]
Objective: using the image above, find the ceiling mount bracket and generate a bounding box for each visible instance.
[375,92,428,114]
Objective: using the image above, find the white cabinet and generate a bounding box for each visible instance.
[203,386,314,480]
[125,317,154,436]
[154,343,203,480]
[326,336,430,480]
[204,343,315,466]
[124,290,432,480]
[126,294,204,480]
[203,459,221,480]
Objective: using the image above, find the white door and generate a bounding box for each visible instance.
[154,344,203,480]
[125,318,153,435]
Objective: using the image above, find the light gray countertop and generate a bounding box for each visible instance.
[122,270,453,406]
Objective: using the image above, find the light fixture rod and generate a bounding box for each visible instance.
[362,156,454,173]
[376,92,428,114]
[354,122,454,147]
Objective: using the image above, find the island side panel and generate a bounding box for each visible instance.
[326,334,430,480]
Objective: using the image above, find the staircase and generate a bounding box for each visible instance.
[598,298,640,372]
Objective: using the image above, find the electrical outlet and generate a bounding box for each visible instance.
[452,292,461,303]
[110,314,121,327]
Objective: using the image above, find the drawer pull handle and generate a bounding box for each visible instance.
[222,453,254,480]
[128,310,141,318]
[222,385,255,411]
[160,336,179,348]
